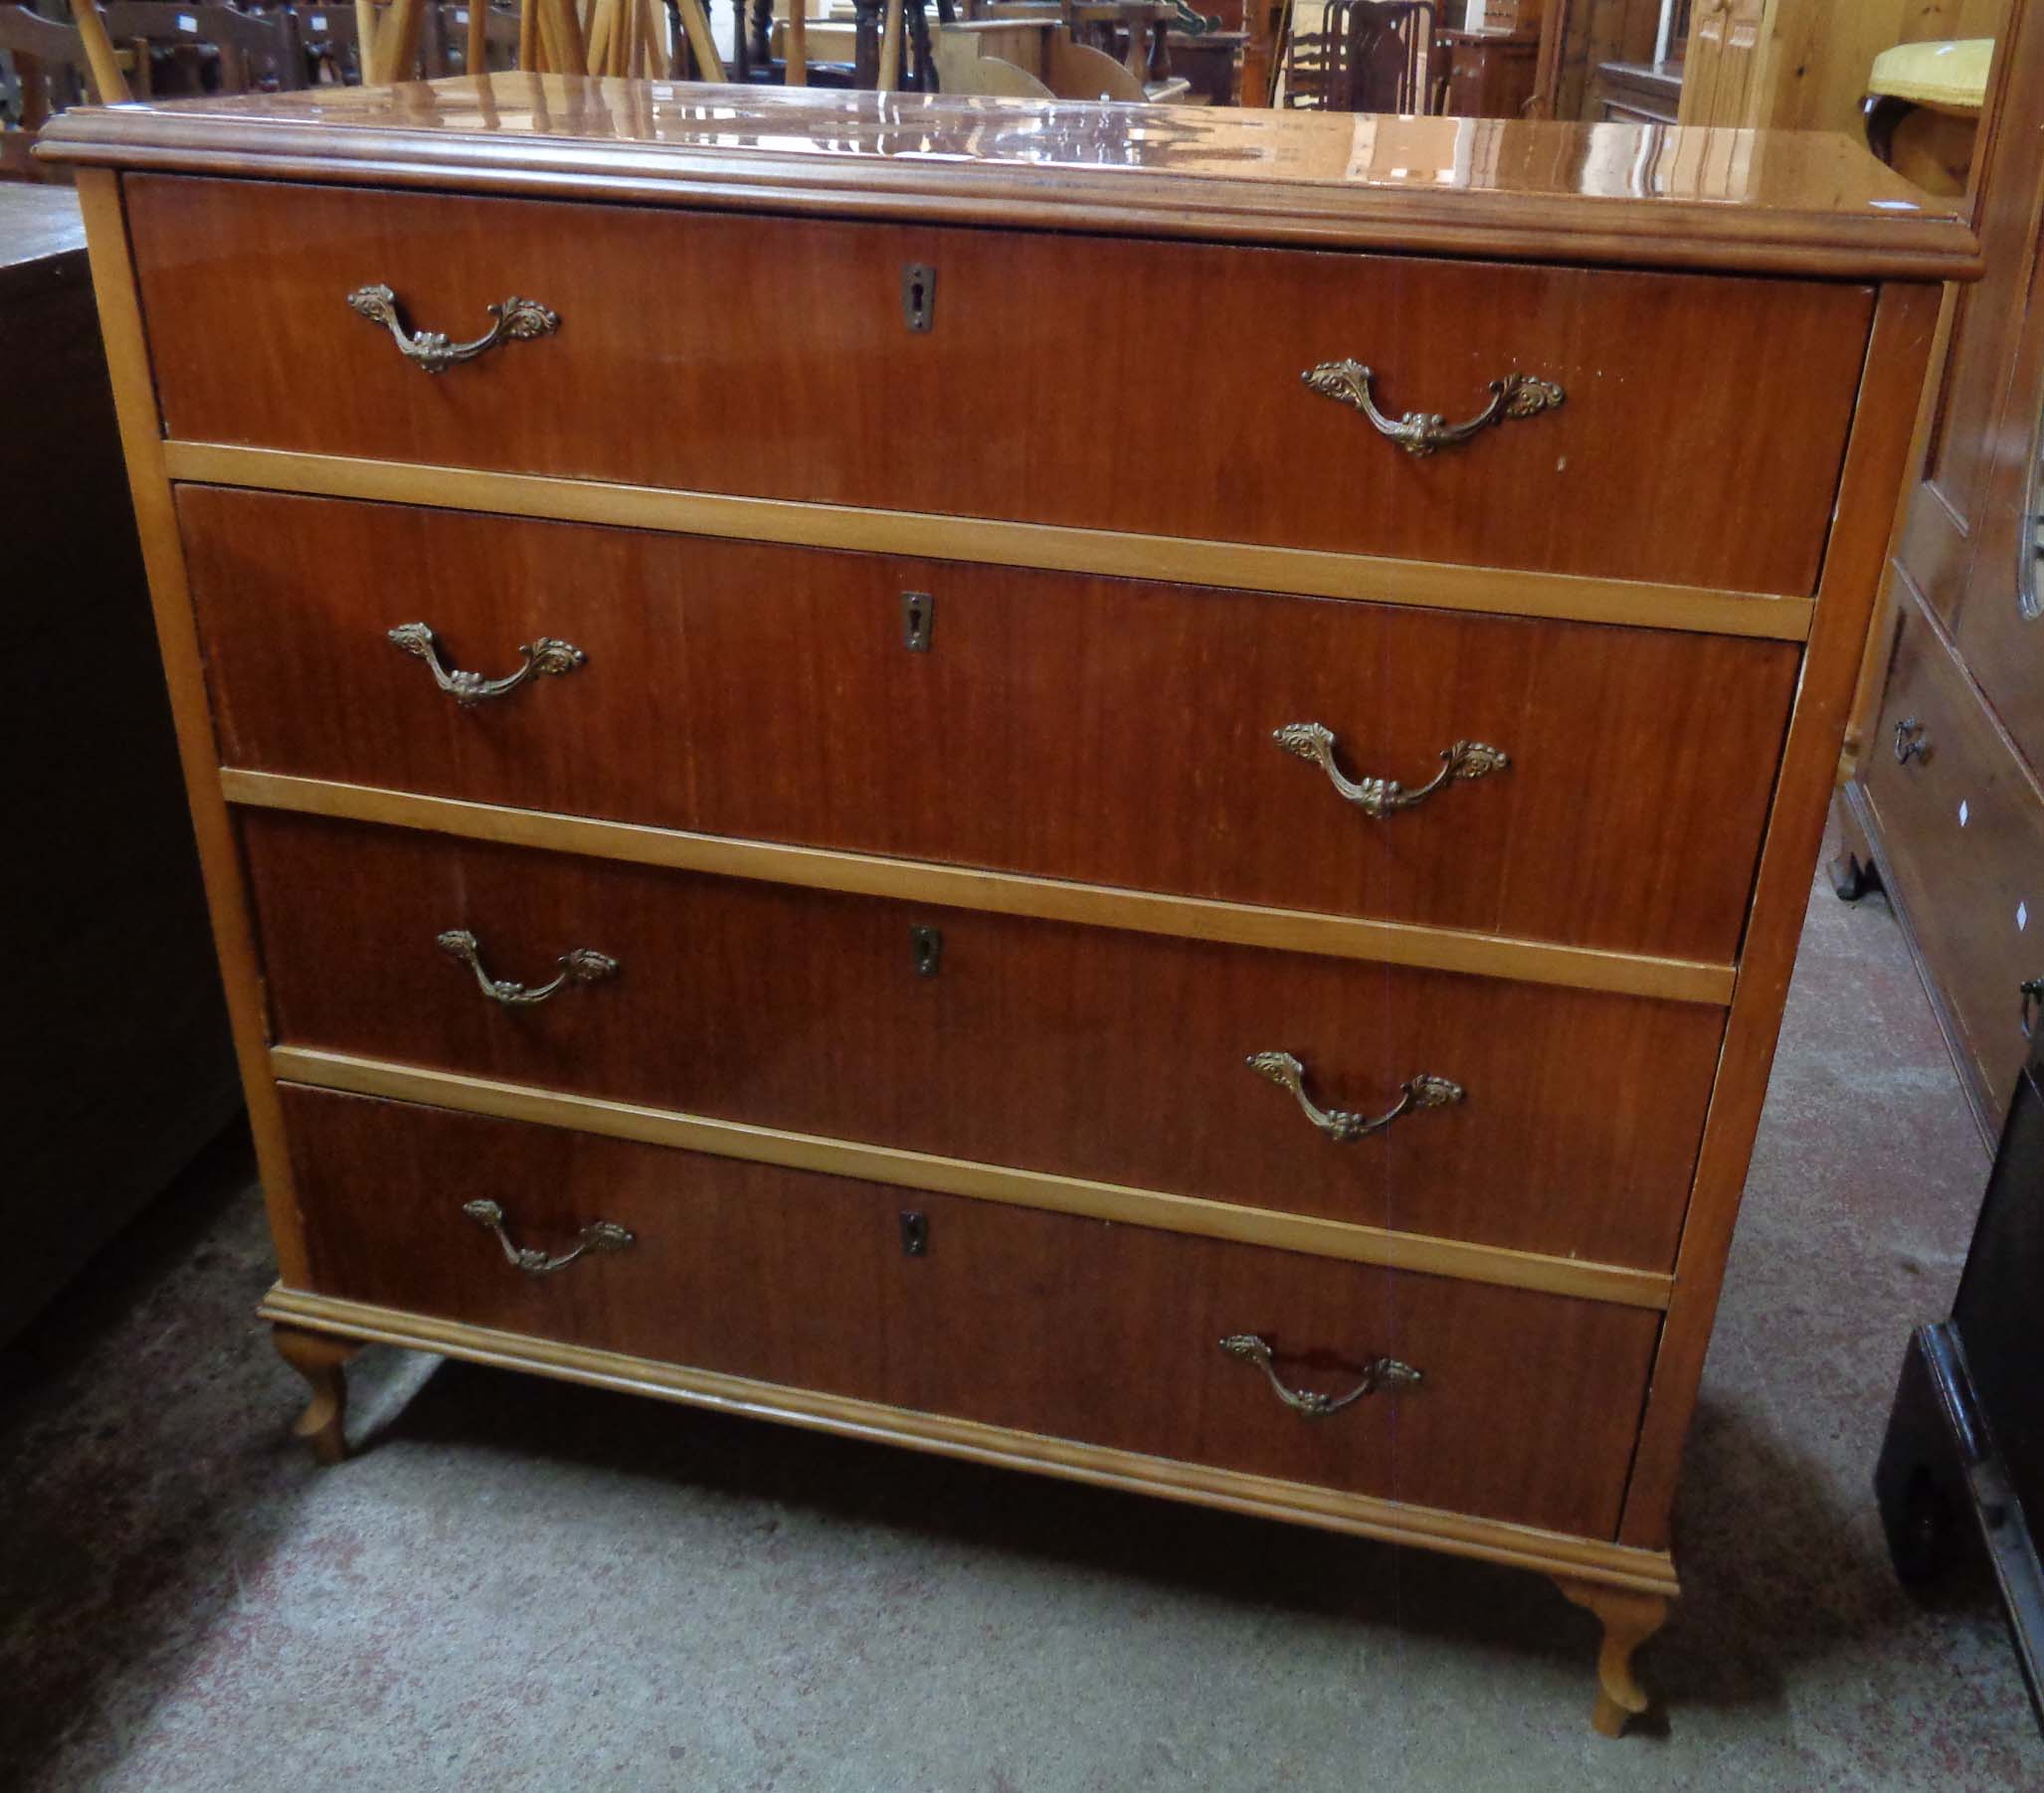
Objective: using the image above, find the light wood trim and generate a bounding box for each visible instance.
[876,0,902,90]
[159,442,1814,642]
[370,0,427,83]
[223,771,1739,1006]
[272,1048,1677,1309]
[258,1283,1685,1595]
[786,2,807,83]
[74,171,310,1287]
[66,0,131,102]
[1618,279,1948,1551]
[673,0,723,80]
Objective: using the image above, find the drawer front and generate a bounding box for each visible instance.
[281,1085,1662,1537]
[134,175,1871,594]
[244,811,1723,1271]
[1864,591,2044,1114]
[189,489,1800,964]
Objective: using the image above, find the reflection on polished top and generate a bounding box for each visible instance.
[40,75,1979,277]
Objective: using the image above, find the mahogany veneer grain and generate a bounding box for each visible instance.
[282,1083,1662,1539]
[134,177,1877,592]
[243,808,1726,1270]
[184,488,1799,963]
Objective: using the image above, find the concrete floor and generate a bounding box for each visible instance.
[5,863,2041,1791]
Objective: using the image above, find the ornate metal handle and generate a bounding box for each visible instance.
[388,622,586,706]
[2022,978,2042,1040]
[1894,716,1930,765]
[1273,723,1509,819]
[1247,1050,1462,1142]
[347,282,559,373]
[1218,1334,1421,1419]
[1302,359,1565,456]
[463,1198,634,1275]
[438,928,618,1006]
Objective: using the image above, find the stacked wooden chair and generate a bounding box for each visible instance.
[1282,0,1435,110]
[97,2,301,95]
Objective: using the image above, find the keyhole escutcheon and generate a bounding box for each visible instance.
[902,263,936,333]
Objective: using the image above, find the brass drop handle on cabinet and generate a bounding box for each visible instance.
[463,1198,634,1276]
[1219,1334,1421,1419]
[388,622,587,706]
[346,282,560,373]
[1272,723,1509,818]
[1301,359,1565,456]
[437,928,619,1005]
[2022,978,2043,1040]
[1246,1050,1463,1142]
[1894,716,1930,766]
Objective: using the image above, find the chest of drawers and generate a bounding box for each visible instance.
[44,79,1974,1736]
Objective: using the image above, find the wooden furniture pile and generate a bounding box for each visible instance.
[1579,0,2008,133]
[42,80,1973,1735]
[1836,7,2044,1149]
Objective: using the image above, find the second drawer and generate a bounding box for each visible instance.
[243,810,1725,1271]
[184,488,1801,964]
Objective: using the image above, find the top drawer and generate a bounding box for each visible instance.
[125,175,1874,595]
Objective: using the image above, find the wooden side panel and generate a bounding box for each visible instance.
[1620,279,1945,1551]
[281,1084,1662,1539]
[72,168,311,1286]
[242,809,1727,1271]
[130,175,1877,593]
[182,488,1801,964]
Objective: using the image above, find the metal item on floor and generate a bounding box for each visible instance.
[1876,1016,2044,1734]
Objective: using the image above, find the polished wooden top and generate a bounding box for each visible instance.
[0,183,86,296]
[42,76,1978,275]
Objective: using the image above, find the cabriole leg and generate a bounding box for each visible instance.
[272,1325,361,1466]
[1553,1577,1670,1737]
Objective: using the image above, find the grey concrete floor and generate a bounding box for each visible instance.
[3,863,2041,1791]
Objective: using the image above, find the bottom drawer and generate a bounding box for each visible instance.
[281,1086,1660,1539]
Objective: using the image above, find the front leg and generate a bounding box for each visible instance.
[1553,1577,1671,1736]
[273,1326,362,1466]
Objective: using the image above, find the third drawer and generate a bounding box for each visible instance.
[243,809,1725,1273]
[186,487,1800,964]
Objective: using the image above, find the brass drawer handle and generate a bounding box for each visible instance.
[1219,1334,1421,1419]
[389,622,586,705]
[1894,715,1931,765]
[2022,978,2042,1040]
[463,1198,634,1276]
[1302,359,1564,456]
[438,928,619,1005]
[1247,1050,1463,1142]
[347,282,559,373]
[1273,723,1509,818]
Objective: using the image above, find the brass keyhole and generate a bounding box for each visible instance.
[902,263,936,333]
[901,590,933,652]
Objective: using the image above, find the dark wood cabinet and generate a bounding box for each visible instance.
[1437,28,1539,116]
[1877,1021,2044,1728]
[1838,10,2044,1144]
[2,186,238,1345]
